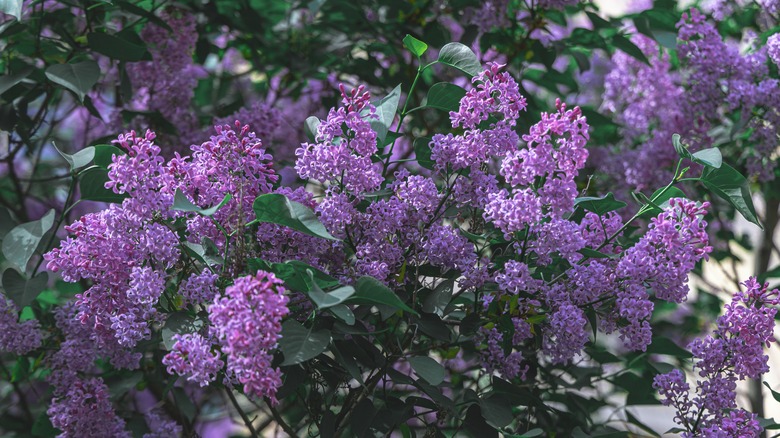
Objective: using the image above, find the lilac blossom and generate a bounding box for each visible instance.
[654,278,777,436]
[208,272,289,403]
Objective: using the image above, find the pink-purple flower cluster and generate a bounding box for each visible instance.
[295,84,383,194]
[654,277,778,436]
[208,272,290,403]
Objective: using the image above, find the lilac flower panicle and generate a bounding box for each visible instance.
[209,271,289,403]
[162,333,224,387]
[0,296,42,355]
[295,84,382,194]
[48,378,130,438]
[654,278,777,436]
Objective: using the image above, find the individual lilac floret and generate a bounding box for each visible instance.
[653,278,777,436]
[48,377,130,438]
[162,333,224,387]
[209,271,289,404]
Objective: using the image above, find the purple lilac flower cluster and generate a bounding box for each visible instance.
[0,297,42,354]
[295,84,383,194]
[208,272,289,404]
[654,278,779,437]
[126,10,204,148]
[43,122,287,430]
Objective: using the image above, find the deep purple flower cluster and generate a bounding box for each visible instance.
[126,10,203,147]
[48,377,130,438]
[653,278,778,436]
[162,333,224,387]
[208,272,290,403]
[0,297,42,355]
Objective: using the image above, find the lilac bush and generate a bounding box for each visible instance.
[3,1,780,437]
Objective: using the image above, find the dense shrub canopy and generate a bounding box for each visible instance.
[2,0,780,437]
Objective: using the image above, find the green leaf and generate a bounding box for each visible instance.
[79,168,127,203]
[0,67,32,96]
[173,189,232,216]
[328,304,355,325]
[764,381,780,403]
[701,163,761,228]
[54,144,95,172]
[424,82,466,112]
[304,116,320,143]
[369,84,401,143]
[161,312,204,350]
[252,193,339,241]
[413,136,434,170]
[646,336,692,359]
[652,30,677,50]
[93,144,125,169]
[2,209,55,271]
[280,320,331,366]
[409,356,445,385]
[31,411,58,438]
[479,394,514,428]
[512,429,543,438]
[305,273,355,310]
[672,133,690,159]
[2,269,48,309]
[691,147,722,169]
[252,259,340,292]
[574,193,626,215]
[0,0,23,21]
[88,32,151,62]
[403,34,428,58]
[612,34,650,66]
[347,276,418,315]
[437,42,482,77]
[172,387,196,421]
[758,265,780,283]
[45,61,101,103]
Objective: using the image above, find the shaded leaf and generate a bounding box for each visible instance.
[88,32,151,62]
[161,312,204,350]
[574,193,626,215]
[424,82,466,112]
[2,269,48,308]
[252,193,338,240]
[701,163,761,228]
[45,61,101,102]
[347,276,417,315]
[2,209,55,271]
[173,189,232,216]
[280,320,331,366]
[79,168,127,203]
[0,67,32,95]
[409,356,445,385]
